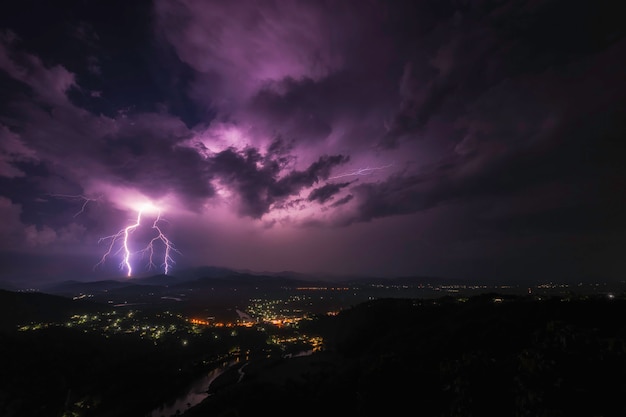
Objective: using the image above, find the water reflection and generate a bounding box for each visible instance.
[150,361,236,417]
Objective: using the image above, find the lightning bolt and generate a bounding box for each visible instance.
[95,210,142,277]
[140,211,176,275]
[329,163,394,179]
[48,193,99,217]
[95,203,179,277]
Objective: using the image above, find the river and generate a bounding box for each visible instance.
[149,350,314,417]
[149,360,238,417]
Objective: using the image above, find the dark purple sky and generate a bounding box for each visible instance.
[1,0,625,285]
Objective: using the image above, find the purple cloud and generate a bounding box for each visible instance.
[0,0,624,282]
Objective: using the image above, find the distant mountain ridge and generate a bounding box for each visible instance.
[30,265,470,298]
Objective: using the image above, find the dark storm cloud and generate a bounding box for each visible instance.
[331,194,353,208]
[0,65,214,210]
[379,0,626,148]
[349,82,626,231]
[97,114,215,204]
[307,181,352,204]
[154,0,400,153]
[248,77,335,143]
[1,0,626,282]
[1,21,353,222]
[277,154,349,194]
[381,69,457,149]
[247,70,392,145]
[0,27,214,210]
[209,147,349,218]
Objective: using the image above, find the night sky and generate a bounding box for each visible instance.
[1,0,624,285]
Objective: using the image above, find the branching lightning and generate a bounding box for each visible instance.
[95,202,179,277]
[50,193,179,277]
[329,163,394,179]
[141,211,176,275]
[48,193,99,217]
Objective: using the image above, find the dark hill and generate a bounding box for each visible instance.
[183,294,626,417]
[0,289,108,330]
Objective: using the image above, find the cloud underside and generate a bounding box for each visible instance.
[0,0,624,251]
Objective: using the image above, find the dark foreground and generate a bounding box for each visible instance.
[189,294,626,417]
[2,290,626,416]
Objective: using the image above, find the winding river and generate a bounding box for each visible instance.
[149,350,314,417]
[149,360,237,417]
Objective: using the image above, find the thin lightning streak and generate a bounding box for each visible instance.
[48,194,99,217]
[329,163,394,179]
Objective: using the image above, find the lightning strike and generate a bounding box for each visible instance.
[140,211,176,275]
[95,202,179,277]
[49,193,99,217]
[329,163,394,179]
